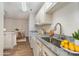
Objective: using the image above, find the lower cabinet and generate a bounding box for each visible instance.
[31,37,37,55]
[35,39,43,56]
[29,36,34,48]
[32,37,43,56]
[31,36,56,56]
[42,45,56,56]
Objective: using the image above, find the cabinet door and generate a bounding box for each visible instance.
[32,37,37,56]
[28,34,34,48]
[29,36,36,48]
[29,36,33,48]
[35,14,40,24]
[35,3,53,24]
[4,32,12,49]
[36,39,43,56]
[32,37,43,56]
[11,32,16,47]
[42,45,56,56]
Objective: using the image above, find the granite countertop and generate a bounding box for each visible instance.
[30,32,79,56]
[36,35,71,56]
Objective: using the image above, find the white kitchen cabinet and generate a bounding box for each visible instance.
[46,2,69,14]
[31,36,57,56]
[35,13,40,24]
[42,45,56,56]
[30,36,43,56]
[30,36,37,48]
[29,36,36,55]
[35,39,43,56]
[31,37,37,55]
[35,3,52,25]
[4,32,16,49]
[29,36,33,48]
[4,32,12,49]
[11,32,17,46]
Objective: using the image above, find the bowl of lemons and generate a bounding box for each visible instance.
[60,39,79,54]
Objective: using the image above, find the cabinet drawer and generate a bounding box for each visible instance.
[43,45,56,56]
[36,40,42,47]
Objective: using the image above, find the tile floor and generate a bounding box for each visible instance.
[4,38,33,56]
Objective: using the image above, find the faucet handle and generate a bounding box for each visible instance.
[61,34,66,40]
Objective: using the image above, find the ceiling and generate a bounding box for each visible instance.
[26,2,44,14]
[4,2,44,19]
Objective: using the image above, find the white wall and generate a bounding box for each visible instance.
[51,3,79,36]
[4,18,27,32]
[0,3,4,55]
[4,18,29,36]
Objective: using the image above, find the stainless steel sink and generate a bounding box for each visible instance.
[41,37,61,48]
[41,37,50,42]
[51,38,61,48]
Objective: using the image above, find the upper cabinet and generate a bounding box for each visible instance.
[44,2,57,13]
[46,2,69,14]
[35,2,69,26]
[35,3,52,25]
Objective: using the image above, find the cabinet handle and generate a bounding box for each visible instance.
[37,42,40,46]
[44,51,48,56]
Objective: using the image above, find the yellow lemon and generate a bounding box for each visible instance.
[64,44,69,49]
[69,42,75,51]
[63,40,69,43]
[75,45,79,52]
[60,41,65,47]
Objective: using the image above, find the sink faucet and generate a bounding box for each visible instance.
[49,23,64,43]
[54,23,62,35]
[54,23,62,38]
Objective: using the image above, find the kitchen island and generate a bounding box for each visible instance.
[4,32,17,49]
